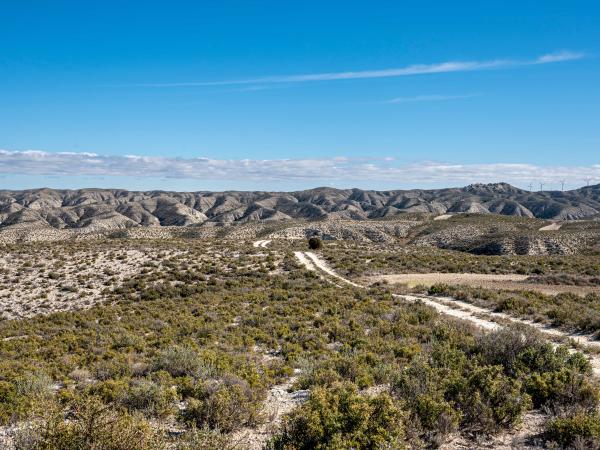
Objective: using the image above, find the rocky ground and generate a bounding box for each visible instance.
[0,239,279,320]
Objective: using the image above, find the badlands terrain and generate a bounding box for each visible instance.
[1,183,600,234]
[1,198,600,448]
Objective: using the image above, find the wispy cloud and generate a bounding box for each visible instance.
[0,150,598,188]
[384,94,480,104]
[535,50,585,63]
[137,51,585,87]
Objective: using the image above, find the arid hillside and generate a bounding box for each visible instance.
[1,182,599,231]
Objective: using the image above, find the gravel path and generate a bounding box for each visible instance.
[293,251,317,271]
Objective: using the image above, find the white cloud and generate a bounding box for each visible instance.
[0,150,598,188]
[139,52,585,87]
[385,94,480,104]
[534,51,585,64]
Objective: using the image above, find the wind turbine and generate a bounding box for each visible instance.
[539,182,545,192]
[528,182,534,192]
[559,179,566,191]
[584,178,593,187]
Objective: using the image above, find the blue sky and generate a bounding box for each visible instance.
[1,1,599,191]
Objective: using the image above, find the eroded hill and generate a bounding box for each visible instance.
[1,182,600,232]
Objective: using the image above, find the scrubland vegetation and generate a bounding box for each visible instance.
[423,283,600,336]
[324,243,600,278]
[323,240,600,336]
[0,236,599,449]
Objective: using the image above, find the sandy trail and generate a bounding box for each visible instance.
[293,251,317,271]
[231,376,308,449]
[253,239,272,248]
[539,222,562,231]
[300,251,498,331]
[295,251,600,375]
[433,214,453,221]
[304,251,362,288]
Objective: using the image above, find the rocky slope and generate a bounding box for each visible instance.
[1,183,599,230]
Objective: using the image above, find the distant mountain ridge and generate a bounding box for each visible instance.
[1,183,599,230]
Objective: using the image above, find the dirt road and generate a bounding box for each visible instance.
[295,251,600,375]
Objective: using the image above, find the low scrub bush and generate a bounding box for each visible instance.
[270,382,405,449]
[153,345,204,378]
[120,379,177,418]
[308,237,323,250]
[181,375,263,433]
[453,365,531,433]
[14,397,167,450]
[545,413,600,449]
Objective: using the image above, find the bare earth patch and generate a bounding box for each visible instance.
[366,273,600,295]
[539,222,562,231]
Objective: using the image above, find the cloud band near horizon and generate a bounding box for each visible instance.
[0,150,598,188]
[137,51,585,87]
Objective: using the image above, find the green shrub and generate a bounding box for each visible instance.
[308,237,323,250]
[453,365,531,433]
[13,396,167,450]
[427,284,451,296]
[0,380,20,424]
[94,359,131,381]
[525,369,599,411]
[545,413,600,448]
[392,359,459,444]
[270,382,405,449]
[181,375,263,433]
[120,379,177,418]
[172,426,231,450]
[0,373,55,424]
[86,379,128,403]
[478,325,556,376]
[15,372,54,399]
[153,346,203,378]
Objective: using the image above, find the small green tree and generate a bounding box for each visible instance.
[308,237,323,250]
